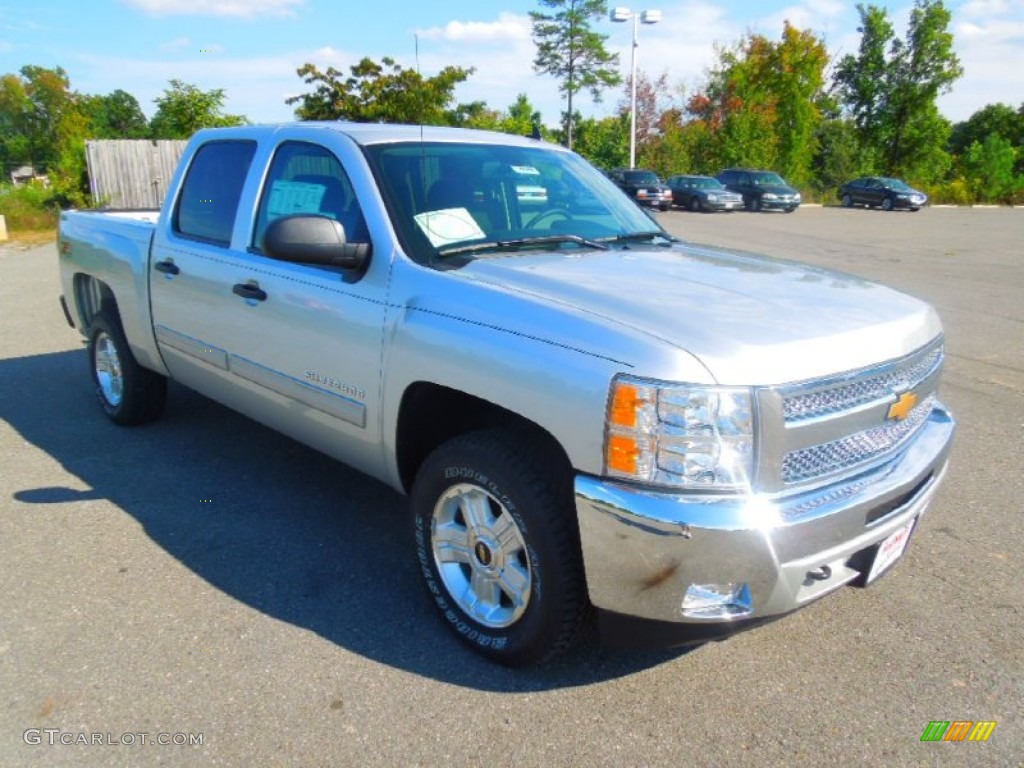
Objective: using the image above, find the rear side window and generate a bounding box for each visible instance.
[174,141,257,246]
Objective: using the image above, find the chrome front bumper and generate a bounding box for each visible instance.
[575,404,955,645]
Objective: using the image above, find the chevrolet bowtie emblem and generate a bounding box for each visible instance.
[887,391,918,421]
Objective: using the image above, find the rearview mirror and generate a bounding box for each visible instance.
[263,215,370,272]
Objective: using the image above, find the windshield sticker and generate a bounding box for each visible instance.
[510,165,541,176]
[266,180,326,218]
[414,208,485,247]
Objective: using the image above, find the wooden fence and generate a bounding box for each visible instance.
[85,140,188,209]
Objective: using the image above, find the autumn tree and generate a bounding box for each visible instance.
[0,66,81,170]
[834,1,963,182]
[684,24,828,184]
[0,65,94,203]
[150,80,246,139]
[530,0,620,149]
[288,57,474,125]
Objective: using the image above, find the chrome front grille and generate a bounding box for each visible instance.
[766,339,945,489]
[783,344,942,423]
[782,396,935,484]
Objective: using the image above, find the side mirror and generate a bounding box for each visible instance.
[263,215,370,271]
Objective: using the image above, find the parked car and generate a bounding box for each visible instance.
[608,168,673,211]
[839,177,928,211]
[667,175,744,212]
[717,168,801,212]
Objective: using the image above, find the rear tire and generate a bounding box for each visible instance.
[88,311,167,426]
[411,430,588,666]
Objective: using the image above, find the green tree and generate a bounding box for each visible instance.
[834,1,963,182]
[288,57,474,125]
[84,89,149,139]
[150,80,246,139]
[502,93,543,136]
[812,118,872,197]
[530,0,621,149]
[0,72,33,167]
[571,113,629,169]
[962,134,1023,203]
[949,102,1024,162]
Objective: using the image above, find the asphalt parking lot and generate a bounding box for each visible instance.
[1,206,1021,767]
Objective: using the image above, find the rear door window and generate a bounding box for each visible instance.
[173,141,257,246]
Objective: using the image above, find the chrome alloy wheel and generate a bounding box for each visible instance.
[431,483,532,628]
[93,331,124,406]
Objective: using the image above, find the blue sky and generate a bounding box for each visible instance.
[1,0,1022,126]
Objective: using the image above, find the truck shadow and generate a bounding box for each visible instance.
[1,349,696,691]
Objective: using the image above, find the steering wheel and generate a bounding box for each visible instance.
[524,208,573,229]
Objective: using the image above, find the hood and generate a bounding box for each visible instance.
[456,243,941,386]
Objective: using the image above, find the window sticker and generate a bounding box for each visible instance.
[414,208,485,247]
[511,165,541,176]
[266,180,326,218]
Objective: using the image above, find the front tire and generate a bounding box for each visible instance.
[749,197,762,212]
[689,196,701,213]
[841,194,853,208]
[411,430,588,666]
[882,197,894,211]
[88,311,167,425]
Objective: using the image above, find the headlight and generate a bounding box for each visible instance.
[794,193,802,201]
[762,193,778,200]
[706,194,719,201]
[605,376,754,490]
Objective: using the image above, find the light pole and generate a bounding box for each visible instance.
[610,7,661,169]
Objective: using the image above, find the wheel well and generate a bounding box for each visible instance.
[395,382,572,494]
[73,274,119,331]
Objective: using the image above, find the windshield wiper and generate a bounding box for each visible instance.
[438,234,610,257]
[601,231,677,246]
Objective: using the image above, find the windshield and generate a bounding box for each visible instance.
[694,178,723,190]
[751,172,787,186]
[365,141,668,264]
[624,170,661,185]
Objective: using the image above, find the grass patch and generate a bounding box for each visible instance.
[0,183,61,232]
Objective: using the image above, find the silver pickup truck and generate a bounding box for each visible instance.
[58,123,955,665]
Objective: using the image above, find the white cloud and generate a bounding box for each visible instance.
[754,0,848,36]
[942,13,1024,118]
[416,12,531,44]
[0,40,12,53]
[122,0,304,18]
[960,0,1016,18]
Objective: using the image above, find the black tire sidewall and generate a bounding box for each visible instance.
[411,433,580,665]
[87,312,165,425]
